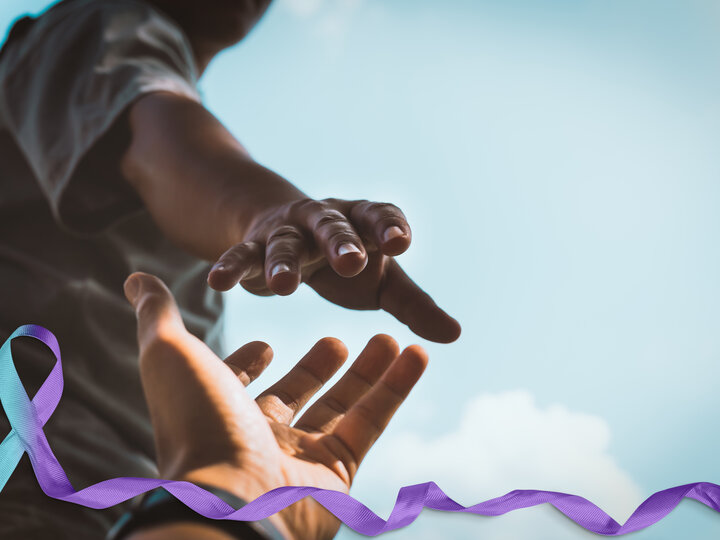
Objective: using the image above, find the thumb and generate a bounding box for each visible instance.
[379,260,462,343]
[124,272,185,350]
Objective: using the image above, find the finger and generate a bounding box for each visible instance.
[350,201,412,257]
[256,337,348,424]
[295,334,399,433]
[264,225,305,296]
[380,259,461,343]
[328,345,428,475]
[293,200,367,278]
[124,272,186,351]
[207,241,264,291]
[223,341,274,386]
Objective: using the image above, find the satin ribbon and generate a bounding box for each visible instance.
[1,324,719,535]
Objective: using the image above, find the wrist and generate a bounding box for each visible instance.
[170,464,296,540]
[226,168,308,245]
[110,483,287,540]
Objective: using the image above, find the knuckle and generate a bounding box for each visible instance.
[265,253,295,267]
[370,203,408,231]
[289,198,327,218]
[352,402,385,433]
[326,228,357,247]
[314,209,350,231]
[351,200,404,224]
[322,396,348,415]
[259,392,299,419]
[368,201,402,216]
[267,225,305,244]
[320,197,350,210]
[222,242,257,263]
[349,199,372,214]
[265,229,303,267]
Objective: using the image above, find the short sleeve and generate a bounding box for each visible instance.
[0,0,201,233]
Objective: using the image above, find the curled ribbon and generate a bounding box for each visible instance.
[1,324,719,535]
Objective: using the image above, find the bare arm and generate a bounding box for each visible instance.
[120,92,305,261]
[120,91,461,342]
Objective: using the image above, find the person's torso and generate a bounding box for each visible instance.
[0,115,225,485]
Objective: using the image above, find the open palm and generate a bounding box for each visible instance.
[124,272,428,540]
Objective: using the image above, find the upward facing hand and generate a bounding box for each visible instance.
[124,272,428,540]
[207,198,461,343]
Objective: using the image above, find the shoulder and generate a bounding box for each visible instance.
[1,0,197,77]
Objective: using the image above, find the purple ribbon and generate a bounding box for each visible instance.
[1,324,719,535]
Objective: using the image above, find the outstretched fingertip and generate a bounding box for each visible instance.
[268,264,302,296]
[380,226,411,257]
[124,272,168,308]
[311,336,350,363]
[366,333,400,356]
[381,344,429,396]
[333,246,368,278]
[123,272,143,306]
[436,317,462,344]
[402,344,430,367]
[207,265,237,292]
[411,311,462,344]
[123,272,186,351]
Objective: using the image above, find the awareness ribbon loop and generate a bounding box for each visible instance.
[1,324,720,535]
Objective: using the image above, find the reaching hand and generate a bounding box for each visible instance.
[124,271,428,540]
[206,198,461,343]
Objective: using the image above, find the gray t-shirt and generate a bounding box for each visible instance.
[0,1,224,536]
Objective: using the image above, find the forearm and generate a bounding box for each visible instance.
[120,92,307,260]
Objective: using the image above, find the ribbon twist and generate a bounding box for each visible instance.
[1,325,719,535]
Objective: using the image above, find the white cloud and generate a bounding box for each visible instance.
[338,391,643,540]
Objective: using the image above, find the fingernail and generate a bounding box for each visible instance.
[271,263,291,278]
[124,276,140,305]
[338,243,361,256]
[210,263,225,272]
[383,226,405,243]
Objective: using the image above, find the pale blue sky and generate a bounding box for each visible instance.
[3,1,720,538]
